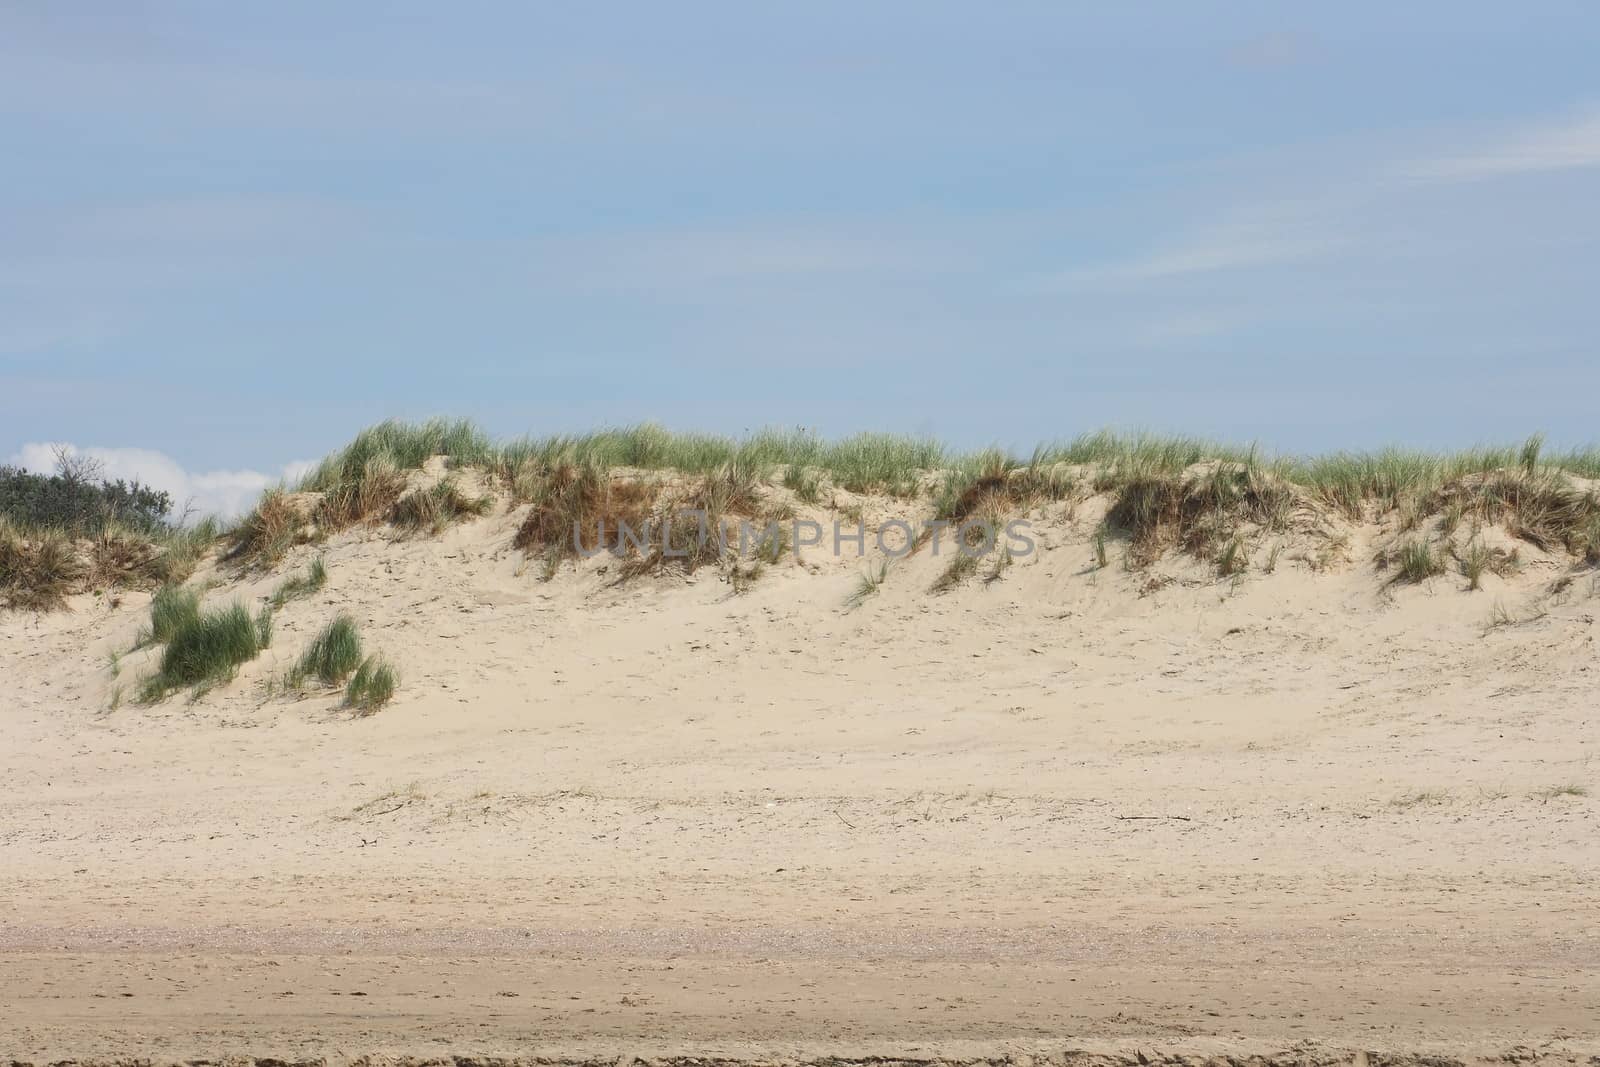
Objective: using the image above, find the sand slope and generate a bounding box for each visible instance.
[2,486,1597,1063]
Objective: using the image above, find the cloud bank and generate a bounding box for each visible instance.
[7,443,314,522]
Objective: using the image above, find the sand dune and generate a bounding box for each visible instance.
[2,454,1597,1064]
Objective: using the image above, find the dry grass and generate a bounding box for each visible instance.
[225,489,306,567]
[2,515,216,610]
[389,478,492,535]
[1103,464,1295,568]
[512,459,658,566]
[0,520,87,610]
[1379,538,1446,585]
[930,551,979,593]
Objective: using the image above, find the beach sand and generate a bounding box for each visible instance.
[3,487,1596,1064]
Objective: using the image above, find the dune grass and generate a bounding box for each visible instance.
[1384,539,1446,585]
[291,614,365,687]
[930,551,979,593]
[139,600,272,702]
[345,654,398,713]
[0,519,87,610]
[846,560,890,609]
[138,583,202,647]
[270,556,328,608]
[1,514,219,611]
[389,477,493,535]
[26,420,1595,610]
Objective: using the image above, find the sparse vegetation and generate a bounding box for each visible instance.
[270,556,328,608]
[1216,536,1248,577]
[984,546,1014,585]
[846,560,889,609]
[930,551,979,593]
[1534,784,1588,803]
[1391,789,1449,810]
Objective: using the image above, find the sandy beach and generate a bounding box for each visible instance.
[3,468,1596,1065]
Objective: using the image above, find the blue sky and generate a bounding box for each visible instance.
[4,2,1599,511]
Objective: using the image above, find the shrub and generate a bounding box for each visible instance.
[0,456,172,536]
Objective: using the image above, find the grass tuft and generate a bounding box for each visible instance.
[292,614,365,687]
[0,520,88,610]
[389,478,492,535]
[846,560,889,609]
[139,583,202,647]
[270,556,328,608]
[139,601,269,702]
[345,655,398,713]
[930,551,979,593]
[1386,538,1446,584]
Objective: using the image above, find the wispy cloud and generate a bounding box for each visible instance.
[8,443,313,521]
[1401,107,1600,183]
[1053,213,1342,287]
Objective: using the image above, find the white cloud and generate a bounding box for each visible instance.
[1401,108,1600,183]
[8,443,314,522]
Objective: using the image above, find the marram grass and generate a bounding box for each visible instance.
[11,419,1600,609]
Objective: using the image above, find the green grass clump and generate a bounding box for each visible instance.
[298,418,494,494]
[1386,538,1445,584]
[293,614,364,687]
[345,654,398,713]
[782,463,823,504]
[271,556,328,608]
[140,583,202,647]
[139,601,270,701]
